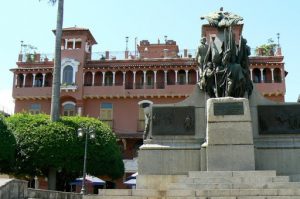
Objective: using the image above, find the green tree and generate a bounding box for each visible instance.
[6,113,124,190]
[0,114,16,173]
[255,38,277,56]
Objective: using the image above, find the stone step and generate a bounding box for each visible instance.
[91,188,300,199]
[188,171,277,178]
[180,176,289,184]
[266,182,300,189]
[168,182,233,190]
[169,180,300,190]
[196,189,300,197]
[87,195,300,199]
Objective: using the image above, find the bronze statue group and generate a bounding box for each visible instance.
[196,9,253,98]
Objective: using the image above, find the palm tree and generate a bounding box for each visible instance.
[49,0,64,122]
[41,0,64,190]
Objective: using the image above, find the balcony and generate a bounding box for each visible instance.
[83,83,194,98]
[60,84,78,92]
[13,86,52,99]
[254,81,285,95]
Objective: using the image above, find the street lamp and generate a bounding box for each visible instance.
[78,126,95,195]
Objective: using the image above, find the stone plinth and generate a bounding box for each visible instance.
[202,97,255,171]
[138,143,201,175]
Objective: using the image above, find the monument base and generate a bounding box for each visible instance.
[202,144,255,171]
[138,143,201,175]
[202,97,255,171]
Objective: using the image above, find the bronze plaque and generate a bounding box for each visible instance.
[152,106,195,136]
[258,105,300,134]
[214,102,244,115]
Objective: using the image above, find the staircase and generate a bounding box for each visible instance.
[86,171,300,199]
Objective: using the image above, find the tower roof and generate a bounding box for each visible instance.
[52,26,97,45]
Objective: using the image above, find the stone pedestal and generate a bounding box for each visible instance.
[202,97,255,171]
[138,142,201,175]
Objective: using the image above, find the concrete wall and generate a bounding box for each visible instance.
[0,179,28,199]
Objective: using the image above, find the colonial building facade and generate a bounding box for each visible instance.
[11,27,286,187]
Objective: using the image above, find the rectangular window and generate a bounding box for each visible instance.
[100,103,113,128]
[67,41,73,49]
[75,41,81,49]
[29,103,41,114]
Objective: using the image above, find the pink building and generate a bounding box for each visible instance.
[11,26,286,188]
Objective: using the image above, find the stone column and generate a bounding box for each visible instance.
[64,39,68,49]
[260,68,264,83]
[250,69,253,81]
[77,107,82,116]
[102,71,106,85]
[196,70,199,82]
[82,72,85,85]
[271,68,274,83]
[123,72,126,86]
[143,71,146,88]
[154,70,157,88]
[185,70,189,84]
[34,176,39,189]
[32,74,36,87]
[92,72,95,86]
[72,38,76,49]
[15,74,18,87]
[175,70,178,84]
[112,71,116,86]
[42,73,46,87]
[23,74,26,87]
[280,68,284,82]
[133,71,136,89]
[164,70,168,86]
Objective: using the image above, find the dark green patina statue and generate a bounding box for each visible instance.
[197,8,253,98]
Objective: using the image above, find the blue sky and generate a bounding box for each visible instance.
[0,0,299,113]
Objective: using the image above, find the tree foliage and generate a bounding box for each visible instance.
[6,113,124,187]
[0,114,16,173]
[255,38,277,56]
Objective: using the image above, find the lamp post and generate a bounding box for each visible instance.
[78,126,95,195]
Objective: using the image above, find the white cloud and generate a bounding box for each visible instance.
[0,89,14,115]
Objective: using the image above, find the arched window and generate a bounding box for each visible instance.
[62,102,76,116]
[146,71,154,89]
[156,70,165,89]
[62,65,73,85]
[178,70,186,85]
[252,68,261,83]
[263,68,272,83]
[105,72,113,86]
[35,73,43,87]
[274,68,282,83]
[125,71,133,89]
[167,70,175,85]
[84,72,93,86]
[61,58,79,86]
